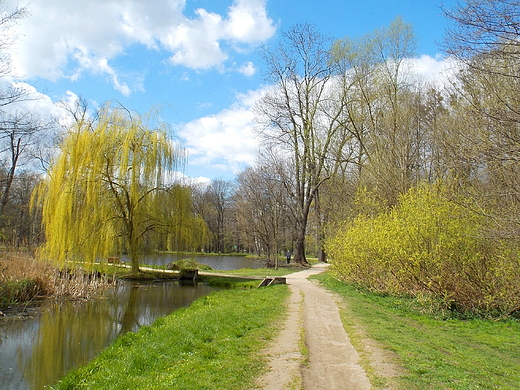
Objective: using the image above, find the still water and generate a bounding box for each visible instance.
[0,255,262,390]
[133,254,265,270]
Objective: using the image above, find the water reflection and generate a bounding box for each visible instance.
[0,281,215,390]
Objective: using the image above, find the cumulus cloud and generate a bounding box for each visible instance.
[0,78,73,123]
[407,54,461,89]
[177,88,265,175]
[238,61,256,76]
[226,0,277,43]
[5,0,276,93]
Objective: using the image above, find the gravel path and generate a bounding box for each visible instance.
[256,263,371,389]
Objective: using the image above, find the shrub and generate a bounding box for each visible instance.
[326,183,520,317]
[167,258,213,271]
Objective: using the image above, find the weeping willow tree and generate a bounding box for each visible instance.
[32,104,206,273]
[147,184,210,252]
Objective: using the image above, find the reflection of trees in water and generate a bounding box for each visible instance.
[16,282,214,390]
[117,282,214,335]
[24,300,120,390]
[119,285,140,334]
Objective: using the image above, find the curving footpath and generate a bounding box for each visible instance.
[256,263,371,390]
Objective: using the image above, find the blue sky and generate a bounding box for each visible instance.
[4,0,457,182]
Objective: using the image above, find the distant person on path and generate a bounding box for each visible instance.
[286,251,291,264]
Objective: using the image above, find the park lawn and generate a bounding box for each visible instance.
[55,285,289,390]
[314,273,520,390]
[206,266,305,277]
[199,264,307,289]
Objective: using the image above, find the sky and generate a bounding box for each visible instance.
[3,0,458,182]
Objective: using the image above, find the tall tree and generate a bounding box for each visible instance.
[0,3,51,233]
[256,24,350,264]
[444,0,520,238]
[332,17,419,207]
[0,112,51,215]
[207,179,233,253]
[192,179,234,253]
[234,154,295,267]
[33,104,190,272]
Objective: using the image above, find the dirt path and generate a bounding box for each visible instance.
[256,263,372,390]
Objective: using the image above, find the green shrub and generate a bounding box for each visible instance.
[167,258,213,271]
[326,183,520,317]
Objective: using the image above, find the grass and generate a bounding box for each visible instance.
[200,264,307,288]
[54,285,290,390]
[205,264,308,277]
[313,272,520,390]
[202,275,261,289]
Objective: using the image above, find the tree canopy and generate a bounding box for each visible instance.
[33,104,205,272]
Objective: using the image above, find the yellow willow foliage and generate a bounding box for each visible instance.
[145,185,211,252]
[32,105,199,272]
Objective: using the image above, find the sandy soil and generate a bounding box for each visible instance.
[255,263,399,390]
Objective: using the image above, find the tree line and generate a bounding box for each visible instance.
[3,1,520,313]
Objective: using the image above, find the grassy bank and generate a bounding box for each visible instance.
[314,273,520,389]
[55,285,290,389]
[207,264,307,277]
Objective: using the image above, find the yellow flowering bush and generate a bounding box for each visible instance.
[326,183,520,316]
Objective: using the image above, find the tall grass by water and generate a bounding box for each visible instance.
[55,285,290,389]
[0,252,112,309]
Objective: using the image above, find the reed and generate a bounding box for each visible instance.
[0,252,113,308]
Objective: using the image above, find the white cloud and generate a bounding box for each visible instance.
[5,0,276,93]
[238,61,256,76]
[171,170,212,186]
[178,88,265,174]
[226,0,277,43]
[0,78,72,123]
[407,54,460,89]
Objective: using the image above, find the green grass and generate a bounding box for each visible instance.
[201,266,304,288]
[202,275,262,289]
[205,265,305,277]
[313,273,520,390]
[54,285,289,390]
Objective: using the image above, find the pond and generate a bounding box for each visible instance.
[133,253,265,270]
[0,254,264,390]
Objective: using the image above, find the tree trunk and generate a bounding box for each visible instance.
[315,189,327,263]
[317,247,327,263]
[0,165,17,216]
[293,230,308,265]
[128,224,140,273]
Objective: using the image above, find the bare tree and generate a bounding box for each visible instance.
[191,179,234,253]
[0,112,53,215]
[234,153,296,267]
[0,2,55,239]
[0,170,41,247]
[443,0,520,237]
[255,24,351,264]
